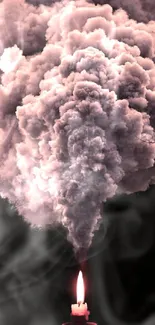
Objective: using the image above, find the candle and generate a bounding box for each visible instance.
[62,270,97,325]
[71,271,90,320]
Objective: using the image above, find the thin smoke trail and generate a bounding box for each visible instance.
[91,250,155,325]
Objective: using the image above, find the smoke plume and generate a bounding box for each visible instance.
[0,0,155,250]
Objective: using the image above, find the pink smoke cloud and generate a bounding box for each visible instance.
[0,0,155,250]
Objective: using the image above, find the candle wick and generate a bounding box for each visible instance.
[78,302,81,307]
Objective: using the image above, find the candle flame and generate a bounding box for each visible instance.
[77,271,85,304]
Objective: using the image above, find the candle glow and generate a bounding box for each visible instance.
[71,271,90,320]
[77,271,84,304]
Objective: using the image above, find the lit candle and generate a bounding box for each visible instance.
[62,270,97,325]
[71,271,90,321]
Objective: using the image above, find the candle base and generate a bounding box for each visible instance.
[71,315,87,325]
[62,323,97,325]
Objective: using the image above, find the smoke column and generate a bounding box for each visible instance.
[0,0,155,251]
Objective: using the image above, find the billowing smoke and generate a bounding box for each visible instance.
[0,0,155,251]
[90,0,155,23]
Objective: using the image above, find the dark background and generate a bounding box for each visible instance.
[0,187,155,325]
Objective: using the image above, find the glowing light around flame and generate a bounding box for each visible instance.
[77,271,85,304]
